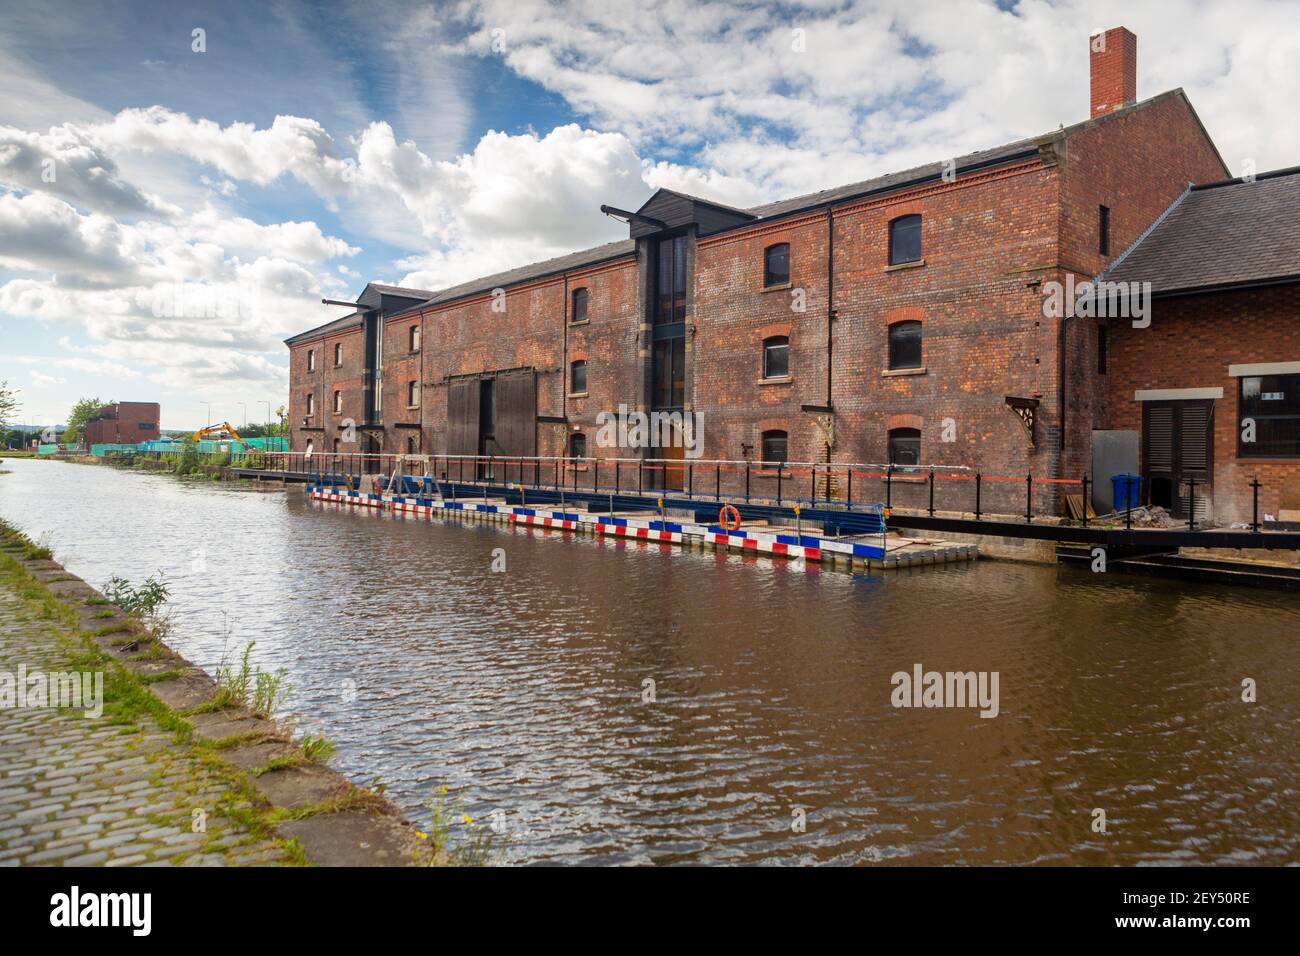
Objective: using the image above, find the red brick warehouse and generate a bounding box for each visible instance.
[285,26,1296,520]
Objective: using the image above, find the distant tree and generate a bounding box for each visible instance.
[0,381,18,429]
[64,397,110,444]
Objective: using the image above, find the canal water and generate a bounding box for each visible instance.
[2,458,1297,865]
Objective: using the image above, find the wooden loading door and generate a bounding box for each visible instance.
[492,370,536,486]
[1143,399,1213,517]
[446,378,480,482]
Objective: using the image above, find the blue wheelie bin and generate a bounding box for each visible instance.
[1110,473,1142,512]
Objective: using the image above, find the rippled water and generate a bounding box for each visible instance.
[2,458,1297,865]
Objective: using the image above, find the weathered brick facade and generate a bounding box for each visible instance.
[84,402,161,446]
[285,28,1262,518]
[1103,285,1300,523]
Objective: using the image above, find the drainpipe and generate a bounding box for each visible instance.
[826,205,835,410]
[562,273,569,429]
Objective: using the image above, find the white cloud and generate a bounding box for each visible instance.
[451,0,1300,197]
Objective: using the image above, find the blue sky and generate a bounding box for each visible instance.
[3,0,1298,430]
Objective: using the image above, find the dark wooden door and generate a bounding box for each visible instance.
[446,378,479,482]
[493,370,536,484]
[1143,399,1213,517]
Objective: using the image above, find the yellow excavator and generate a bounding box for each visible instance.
[191,422,246,444]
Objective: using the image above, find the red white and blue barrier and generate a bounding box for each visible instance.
[307,486,886,566]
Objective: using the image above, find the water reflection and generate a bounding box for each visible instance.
[1,459,1297,864]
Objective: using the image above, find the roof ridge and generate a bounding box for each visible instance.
[1190,164,1300,191]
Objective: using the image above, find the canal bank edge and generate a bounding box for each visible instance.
[0,518,426,867]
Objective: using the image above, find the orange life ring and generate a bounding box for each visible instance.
[719,504,742,531]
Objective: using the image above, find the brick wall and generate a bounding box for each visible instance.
[284,94,1233,517]
[382,314,423,454]
[289,329,364,457]
[1103,284,1300,523]
[420,255,640,466]
[85,402,161,445]
[1056,92,1231,483]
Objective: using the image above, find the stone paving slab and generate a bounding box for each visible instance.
[0,540,422,867]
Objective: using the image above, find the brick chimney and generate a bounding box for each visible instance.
[1089,27,1137,118]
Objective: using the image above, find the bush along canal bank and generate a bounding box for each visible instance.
[0,518,482,866]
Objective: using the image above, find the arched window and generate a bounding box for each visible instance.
[763,336,790,379]
[569,432,587,459]
[888,321,922,369]
[888,214,922,265]
[764,243,790,287]
[570,359,587,394]
[306,393,314,416]
[888,427,921,468]
[761,429,788,464]
[571,287,588,323]
[333,390,342,413]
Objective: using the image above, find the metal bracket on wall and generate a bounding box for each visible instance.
[1005,396,1039,449]
[801,403,835,450]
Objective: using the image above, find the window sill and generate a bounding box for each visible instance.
[1236,455,1300,462]
[885,259,925,272]
[568,392,589,399]
[761,282,792,293]
[406,405,420,411]
[882,366,926,377]
[758,376,793,386]
[569,319,590,327]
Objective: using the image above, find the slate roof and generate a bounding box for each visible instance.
[284,311,363,346]
[1100,166,1300,295]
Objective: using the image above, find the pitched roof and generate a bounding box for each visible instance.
[284,311,363,346]
[367,282,440,299]
[382,239,637,320]
[1100,166,1300,296]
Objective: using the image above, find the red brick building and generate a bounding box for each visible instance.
[84,402,161,446]
[286,27,1283,517]
[1099,168,1300,524]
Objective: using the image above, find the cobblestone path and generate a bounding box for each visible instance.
[0,586,288,867]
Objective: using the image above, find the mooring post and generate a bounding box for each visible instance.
[975,472,982,521]
[1187,476,1198,532]
[810,465,816,505]
[1025,473,1033,523]
[776,463,783,506]
[687,461,693,499]
[1251,475,1261,532]
[928,470,935,517]
[593,458,599,493]
[885,465,893,509]
[715,462,721,501]
[1081,475,1090,527]
[847,466,853,511]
